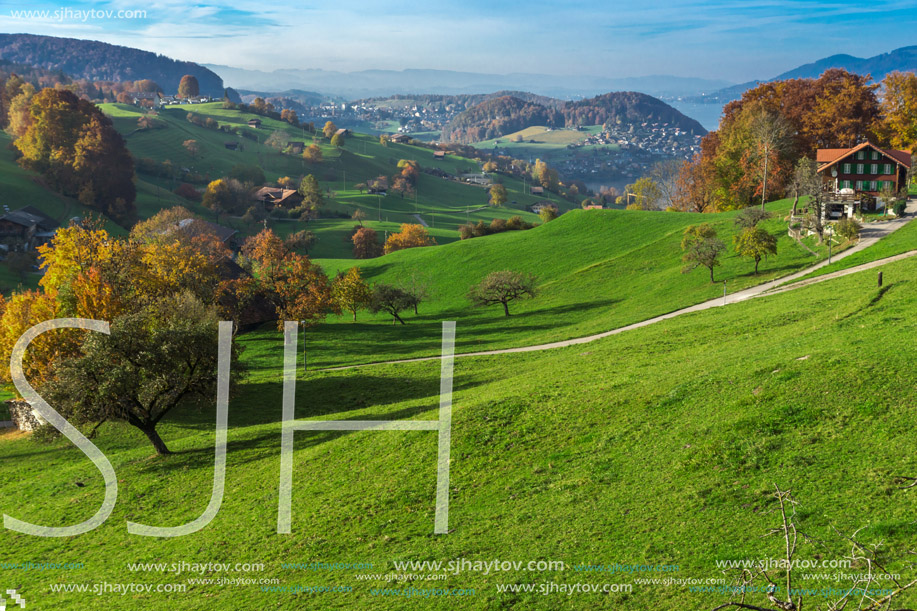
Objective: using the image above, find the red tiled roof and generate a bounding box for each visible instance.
[816,142,912,172]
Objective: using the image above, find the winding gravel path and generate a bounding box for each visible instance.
[321,202,917,371]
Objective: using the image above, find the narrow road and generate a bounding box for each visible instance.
[412,214,429,227]
[322,201,917,372]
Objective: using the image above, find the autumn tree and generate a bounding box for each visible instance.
[352,208,367,227]
[681,224,726,282]
[14,88,136,225]
[332,267,372,321]
[238,228,336,328]
[489,183,508,207]
[177,75,200,99]
[303,143,323,164]
[734,226,777,275]
[323,120,337,139]
[352,227,382,259]
[672,155,716,213]
[42,293,234,455]
[878,71,917,150]
[468,270,537,317]
[330,132,345,147]
[202,178,247,214]
[384,224,436,254]
[183,139,200,159]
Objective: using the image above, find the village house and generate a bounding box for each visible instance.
[288,141,305,154]
[816,142,912,217]
[389,134,409,144]
[530,186,544,195]
[253,186,304,210]
[247,118,262,128]
[0,206,58,252]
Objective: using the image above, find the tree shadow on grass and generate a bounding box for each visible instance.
[152,395,465,474]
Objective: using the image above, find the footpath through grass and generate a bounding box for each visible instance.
[309,199,829,368]
[798,212,917,280]
[1,254,916,610]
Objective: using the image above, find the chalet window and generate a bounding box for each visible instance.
[842,180,852,189]
[884,163,893,174]
[857,164,864,174]
[843,163,851,173]
[855,180,863,190]
[857,151,865,160]
[870,181,878,191]
[871,150,879,160]
[870,164,878,174]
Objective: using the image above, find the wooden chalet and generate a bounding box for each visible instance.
[253,186,304,210]
[816,142,911,217]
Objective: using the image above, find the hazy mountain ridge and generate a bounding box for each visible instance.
[206,64,733,99]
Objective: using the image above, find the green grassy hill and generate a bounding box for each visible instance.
[101,103,570,259]
[474,125,611,166]
[307,198,833,368]
[2,240,916,610]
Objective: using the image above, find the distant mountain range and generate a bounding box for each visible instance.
[692,45,917,104]
[205,64,733,100]
[0,33,225,96]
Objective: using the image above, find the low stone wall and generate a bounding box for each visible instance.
[6,400,44,432]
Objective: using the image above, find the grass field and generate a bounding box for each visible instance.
[305,198,835,368]
[474,125,612,164]
[1,249,916,609]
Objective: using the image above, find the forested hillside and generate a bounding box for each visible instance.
[0,34,224,96]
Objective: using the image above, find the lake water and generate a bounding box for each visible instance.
[667,101,724,132]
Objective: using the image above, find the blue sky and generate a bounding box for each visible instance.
[0,0,914,81]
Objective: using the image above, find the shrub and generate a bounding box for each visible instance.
[174,183,201,202]
[472,221,489,237]
[458,224,474,240]
[893,200,907,217]
[835,217,862,242]
[489,218,507,233]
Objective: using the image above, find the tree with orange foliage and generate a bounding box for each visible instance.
[352,227,382,259]
[238,228,337,329]
[877,71,917,150]
[383,224,436,254]
[0,290,65,389]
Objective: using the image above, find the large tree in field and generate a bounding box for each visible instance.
[368,284,416,325]
[681,224,725,282]
[352,227,382,259]
[322,121,337,139]
[332,267,372,322]
[238,228,337,328]
[43,293,234,455]
[468,270,537,317]
[178,75,200,99]
[733,226,778,275]
[489,183,508,207]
